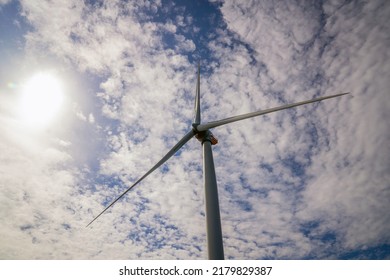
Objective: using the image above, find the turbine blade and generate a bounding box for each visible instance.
[193,62,201,125]
[197,92,350,131]
[86,129,195,227]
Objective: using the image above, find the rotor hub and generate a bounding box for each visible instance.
[195,130,218,145]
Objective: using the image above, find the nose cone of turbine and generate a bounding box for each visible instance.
[195,130,218,145]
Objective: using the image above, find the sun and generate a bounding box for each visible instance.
[19,72,64,127]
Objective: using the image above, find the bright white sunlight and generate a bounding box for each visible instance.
[19,72,64,128]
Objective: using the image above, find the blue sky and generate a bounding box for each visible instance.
[0,0,389,260]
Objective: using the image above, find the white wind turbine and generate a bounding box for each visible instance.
[87,63,349,259]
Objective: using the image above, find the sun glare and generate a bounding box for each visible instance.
[19,72,64,127]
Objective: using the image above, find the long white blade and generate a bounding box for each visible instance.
[193,62,201,125]
[86,130,195,227]
[197,92,350,131]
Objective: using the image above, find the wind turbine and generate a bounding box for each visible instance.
[87,63,349,260]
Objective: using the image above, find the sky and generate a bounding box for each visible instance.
[0,0,389,260]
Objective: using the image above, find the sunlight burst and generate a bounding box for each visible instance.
[19,72,64,127]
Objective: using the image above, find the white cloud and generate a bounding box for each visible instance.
[219,0,390,257]
[0,0,12,5]
[4,0,204,260]
[88,113,95,124]
[1,0,388,260]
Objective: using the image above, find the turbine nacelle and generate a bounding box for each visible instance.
[195,130,218,145]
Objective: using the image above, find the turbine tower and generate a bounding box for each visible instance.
[87,63,349,260]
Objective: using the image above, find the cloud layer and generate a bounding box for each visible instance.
[0,0,389,259]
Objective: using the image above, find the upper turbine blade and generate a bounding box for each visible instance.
[193,62,201,125]
[86,129,195,227]
[197,92,350,131]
